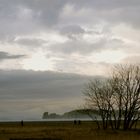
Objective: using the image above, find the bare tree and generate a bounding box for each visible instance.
[84,65,140,130]
[84,79,114,129]
[112,65,140,130]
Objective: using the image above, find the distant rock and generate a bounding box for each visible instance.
[42,109,99,119]
[42,112,61,119]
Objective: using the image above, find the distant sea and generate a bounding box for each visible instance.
[0,118,93,122]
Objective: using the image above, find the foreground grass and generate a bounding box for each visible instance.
[0,121,140,140]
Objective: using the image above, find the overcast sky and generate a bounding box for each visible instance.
[0,0,140,120]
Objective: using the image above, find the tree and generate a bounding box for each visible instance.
[84,65,140,130]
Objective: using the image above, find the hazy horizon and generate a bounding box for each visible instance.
[0,70,98,120]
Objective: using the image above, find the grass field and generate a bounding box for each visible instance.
[0,121,140,140]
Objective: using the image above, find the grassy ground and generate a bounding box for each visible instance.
[0,121,140,140]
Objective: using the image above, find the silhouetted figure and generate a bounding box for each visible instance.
[21,120,23,126]
[74,120,77,125]
[78,120,81,125]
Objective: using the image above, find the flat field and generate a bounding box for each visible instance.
[0,121,140,140]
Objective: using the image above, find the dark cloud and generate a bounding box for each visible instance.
[0,0,66,29]
[22,0,66,26]
[60,25,85,34]
[0,51,25,60]
[0,0,140,40]
[69,0,140,9]
[15,37,47,47]
[0,70,102,120]
[48,37,124,55]
[58,0,140,29]
[56,25,85,41]
[49,40,101,55]
[0,70,98,100]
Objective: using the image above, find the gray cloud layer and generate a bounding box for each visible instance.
[0,70,101,120]
[0,70,88,99]
[0,0,140,37]
[0,0,139,57]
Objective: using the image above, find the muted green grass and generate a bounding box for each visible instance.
[0,121,140,140]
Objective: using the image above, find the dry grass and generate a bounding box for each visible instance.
[0,121,140,140]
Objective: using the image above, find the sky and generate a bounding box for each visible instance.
[0,0,140,120]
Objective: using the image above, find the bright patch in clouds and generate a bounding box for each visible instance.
[94,50,126,63]
[22,50,54,71]
[40,32,68,45]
